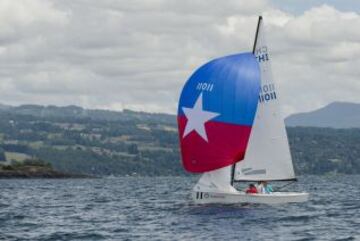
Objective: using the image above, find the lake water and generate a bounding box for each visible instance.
[0,175,359,241]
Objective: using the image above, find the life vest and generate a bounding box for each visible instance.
[246,187,258,194]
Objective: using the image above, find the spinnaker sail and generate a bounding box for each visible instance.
[178,53,261,173]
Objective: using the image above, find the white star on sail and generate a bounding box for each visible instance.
[182,93,220,142]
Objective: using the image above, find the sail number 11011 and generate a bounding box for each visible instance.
[196,82,214,92]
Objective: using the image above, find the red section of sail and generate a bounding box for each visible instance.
[178,115,252,173]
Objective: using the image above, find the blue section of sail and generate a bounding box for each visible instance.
[178,53,261,126]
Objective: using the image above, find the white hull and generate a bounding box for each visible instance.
[192,191,309,204]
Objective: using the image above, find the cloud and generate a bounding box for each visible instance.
[269,5,360,114]
[0,1,359,116]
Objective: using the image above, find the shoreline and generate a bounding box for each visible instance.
[0,165,91,179]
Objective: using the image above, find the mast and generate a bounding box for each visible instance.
[230,16,263,186]
[230,164,235,186]
[252,16,262,54]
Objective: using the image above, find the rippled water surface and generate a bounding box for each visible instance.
[0,175,359,240]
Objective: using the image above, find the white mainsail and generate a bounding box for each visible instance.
[234,17,296,181]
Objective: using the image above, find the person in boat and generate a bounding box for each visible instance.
[263,181,273,194]
[246,184,258,194]
[255,181,265,193]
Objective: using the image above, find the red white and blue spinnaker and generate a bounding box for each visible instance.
[177,53,260,173]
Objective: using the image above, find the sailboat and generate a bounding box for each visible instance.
[177,16,309,204]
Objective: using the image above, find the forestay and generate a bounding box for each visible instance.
[234,17,296,181]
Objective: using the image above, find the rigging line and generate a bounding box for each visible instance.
[274,180,297,192]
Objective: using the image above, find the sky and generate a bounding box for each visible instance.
[0,0,359,116]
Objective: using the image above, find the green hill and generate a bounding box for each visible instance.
[0,104,359,176]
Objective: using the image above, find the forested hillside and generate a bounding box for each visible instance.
[0,104,359,176]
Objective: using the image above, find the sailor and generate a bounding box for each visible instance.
[246,184,258,194]
[255,181,265,193]
[263,181,273,194]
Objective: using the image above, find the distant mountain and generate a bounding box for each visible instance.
[286,102,360,128]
